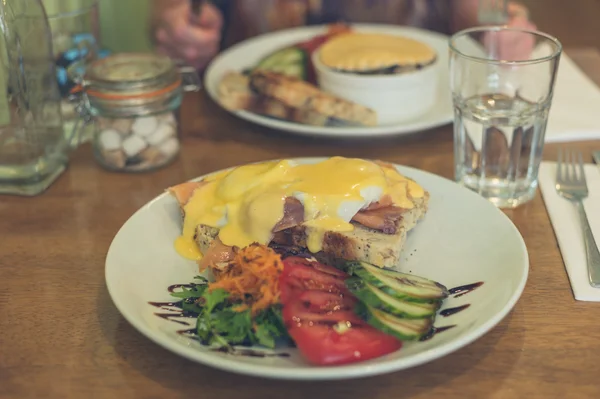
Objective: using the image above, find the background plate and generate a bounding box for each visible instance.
[204,25,454,138]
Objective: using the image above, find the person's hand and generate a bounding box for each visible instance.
[152,0,223,69]
[483,3,538,60]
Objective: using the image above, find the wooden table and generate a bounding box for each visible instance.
[3,10,600,399]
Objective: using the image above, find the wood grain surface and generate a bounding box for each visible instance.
[2,3,600,398]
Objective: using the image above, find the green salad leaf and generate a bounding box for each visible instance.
[170,276,290,349]
[169,276,209,299]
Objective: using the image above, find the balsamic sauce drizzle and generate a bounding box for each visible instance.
[419,325,457,341]
[448,281,484,298]
[439,304,471,317]
[167,283,198,293]
[210,346,290,358]
[148,300,183,309]
[419,282,485,341]
[177,328,197,336]
[148,300,196,329]
[154,313,192,325]
[150,282,484,348]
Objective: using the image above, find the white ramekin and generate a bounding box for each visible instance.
[311,47,439,126]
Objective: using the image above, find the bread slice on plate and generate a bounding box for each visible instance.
[216,70,377,127]
[249,70,377,127]
[193,192,429,269]
[217,71,257,111]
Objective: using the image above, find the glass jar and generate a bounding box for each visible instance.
[72,53,200,173]
[42,0,108,147]
[0,0,71,196]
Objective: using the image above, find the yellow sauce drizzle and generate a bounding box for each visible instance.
[174,157,424,257]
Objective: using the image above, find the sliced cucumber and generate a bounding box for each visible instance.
[256,47,305,68]
[356,303,434,341]
[346,277,440,319]
[254,47,307,80]
[346,261,449,302]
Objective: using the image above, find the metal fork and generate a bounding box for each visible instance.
[555,149,600,287]
[477,0,509,24]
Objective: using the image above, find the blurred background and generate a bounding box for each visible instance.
[40,0,599,54]
[95,0,153,52]
[42,0,153,54]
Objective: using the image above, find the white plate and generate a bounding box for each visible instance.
[204,24,454,138]
[105,159,528,380]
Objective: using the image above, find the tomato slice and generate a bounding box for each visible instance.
[285,265,348,292]
[279,264,350,303]
[297,35,329,54]
[281,256,313,268]
[279,277,301,304]
[279,255,402,365]
[288,323,403,366]
[296,290,357,313]
[283,256,348,278]
[283,292,362,328]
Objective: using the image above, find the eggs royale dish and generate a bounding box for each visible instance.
[169,157,429,270]
[160,157,452,366]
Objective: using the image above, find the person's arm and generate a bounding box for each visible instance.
[449,0,535,33]
[450,0,537,60]
[150,0,224,69]
[150,0,186,36]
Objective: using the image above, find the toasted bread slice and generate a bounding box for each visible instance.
[217,71,322,123]
[217,71,377,127]
[217,71,257,111]
[193,192,428,269]
[249,71,377,126]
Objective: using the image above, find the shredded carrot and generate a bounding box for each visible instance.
[208,243,284,316]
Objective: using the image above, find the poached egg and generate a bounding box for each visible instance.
[174,157,424,260]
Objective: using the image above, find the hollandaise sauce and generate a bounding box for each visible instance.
[174,157,424,259]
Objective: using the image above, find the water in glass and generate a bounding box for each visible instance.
[454,93,550,208]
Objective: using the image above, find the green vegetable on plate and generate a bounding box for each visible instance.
[170,276,290,349]
[253,47,307,80]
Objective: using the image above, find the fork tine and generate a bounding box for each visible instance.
[578,151,586,185]
[573,150,579,181]
[569,150,576,182]
[568,150,573,181]
[565,150,572,182]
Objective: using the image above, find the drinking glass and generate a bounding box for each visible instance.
[43,0,101,147]
[449,27,562,208]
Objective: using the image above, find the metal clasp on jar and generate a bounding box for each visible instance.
[175,62,202,92]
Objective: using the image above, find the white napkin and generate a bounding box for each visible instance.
[545,54,600,142]
[538,161,600,301]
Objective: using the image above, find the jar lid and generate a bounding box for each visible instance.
[70,53,201,117]
[75,53,185,116]
[83,53,181,100]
